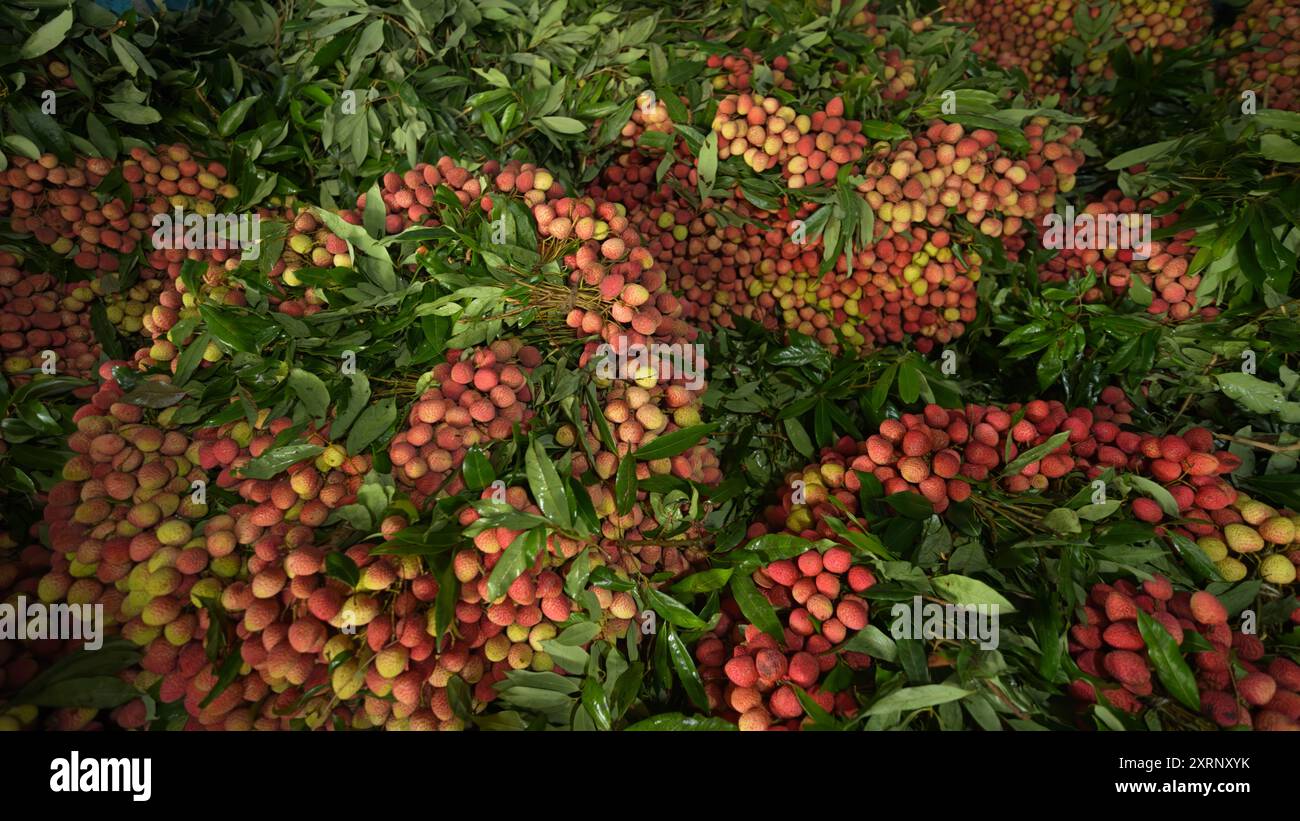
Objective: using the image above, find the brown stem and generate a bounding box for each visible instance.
[98,20,126,40]
[194,88,221,120]
[601,537,711,549]
[983,679,1031,722]
[1216,432,1300,453]
[1172,354,1217,425]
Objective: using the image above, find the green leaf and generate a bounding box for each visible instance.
[897,638,930,683]
[432,560,458,646]
[497,683,575,714]
[114,381,194,415]
[15,399,61,434]
[1215,580,1261,617]
[325,553,360,587]
[470,502,549,533]
[871,363,896,409]
[729,572,783,642]
[841,625,898,662]
[1169,534,1224,583]
[539,116,586,135]
[362,181,385,238]
[172,332,210,388]
[110,35,153,79]
[235,444,323,480]
[487,528,547,602]
[898,359,923,403]
[102,102,161,125]
[1127,269,1153,307]
[1034,604,1064,680]
[564,548,591,600]
[200,650,244,709]
[20,10,73,59]
[632,423,718,461]
[1136,609,1200,712]
[1104,138,1179,171]
[581,676,612,731]
[199,305,257,353]
[783,416,814,458]
[525,439,572,527]
[287,368,329,421]
[1002,431,1070,477]
[883,491,934,519]
[3,134,40,160]
[697,130,718,199]
[648,42,668,85]
[609,660,645,719]
[10,640,140,702]
[644,588,706,630]
[1126,474,1181,518]
[865,684,972,715]
[931,574,1017,613]
[740,533,824,562]
[1042,507,1081,534]
[665,627,708,710]
[626,713,736,731]
[671,568,733,594]
[556,623,602,647]
[860,120,909,141]
[1260,134,1300,163]
[1215,373,1300,422]
[331,373,371,437]
[17,676,139,709]
[1077,501,1120,521]
[345,397,396,455]
[310,207,394,289]
[349,19,386,76]
[595,98,636,147]
[614,455,636,516]
[1255,109,1300,133]
[462,446,494,491]
[792,684,839,727]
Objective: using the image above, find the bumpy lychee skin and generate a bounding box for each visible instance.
[1216,0,1300,113]
[725,655,759,688]
[1270,658,1300,691]
[1131,498,1163,523]
[1238,673,1277,707]
[1260,554,1297,585]
[387,341,539,507]
[1142,574,1173,602]
[1104,592,1137,622]
[947,0,1213,123]
[592,104,1069,354]
[1189,591,1228,626]
[1103,650,1151,688]
[1224,523,1264,554]
[1259,516,1296,546]
[1102,622,1144,651]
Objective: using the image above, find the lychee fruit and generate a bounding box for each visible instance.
[1189,591,1228,626]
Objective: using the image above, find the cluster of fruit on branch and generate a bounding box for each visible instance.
[1,0,1298,734]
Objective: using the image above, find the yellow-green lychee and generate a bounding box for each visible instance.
[1259,516,1297,546]
[1197,536,1228,562]
[1238,500,1276,526]
[1215,557,1248,582]
[1260,554,1297,585]
[1225,523,1265,554]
